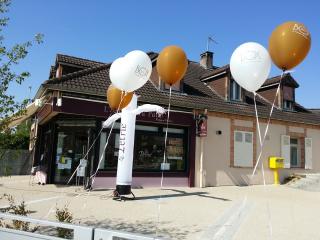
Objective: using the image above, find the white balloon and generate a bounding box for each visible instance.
[109,50,152,92]
[230,42,271,93]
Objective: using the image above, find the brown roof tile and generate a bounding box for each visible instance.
[40,54,320,126]
[56,54,104,68]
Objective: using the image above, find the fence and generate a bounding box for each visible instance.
[0,213,163,240]
[0,149,32,176]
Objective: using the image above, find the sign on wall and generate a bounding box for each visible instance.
[197,114,207,137]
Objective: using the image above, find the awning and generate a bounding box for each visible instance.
[7,97,45,128]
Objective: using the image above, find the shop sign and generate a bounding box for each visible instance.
[197,114,207,137]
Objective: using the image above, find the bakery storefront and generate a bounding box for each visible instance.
[35,96,196,188]
[96,110,195,188]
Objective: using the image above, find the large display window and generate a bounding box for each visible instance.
[99,122,188,172]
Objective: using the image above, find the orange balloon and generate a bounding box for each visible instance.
[106,85,133,110]
[269,21,311,70]
[156,45,188,85]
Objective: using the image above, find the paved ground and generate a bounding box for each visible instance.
[0,176,320,239]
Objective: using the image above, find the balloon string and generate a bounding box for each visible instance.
[44,88,126,217]
[156,86,172,237]
[66,127,104,185]
[90,121,116,186]
[250,71,287,238]
[90,93,127,187]
[251,71,285,178]
[253,93,262,146]
[254,93,273,238]
[66,92,127,186]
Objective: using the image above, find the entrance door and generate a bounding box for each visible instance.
[54,128,88,184]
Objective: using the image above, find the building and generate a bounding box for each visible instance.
[20,51,320,188]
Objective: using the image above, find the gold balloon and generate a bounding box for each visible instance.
[156,45,188,85]
[269,21,311,70]
[106,84,133,110]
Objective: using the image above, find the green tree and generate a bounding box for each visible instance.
[0,0,43,131]
[0,120,30,149]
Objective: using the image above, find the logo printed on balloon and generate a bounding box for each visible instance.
[109,50,152,92]
[135,65,149,78]
[241,50,262,63]
[230,42,271,93]
[292,24,310,39]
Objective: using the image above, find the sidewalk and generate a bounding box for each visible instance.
[1,176,320,239]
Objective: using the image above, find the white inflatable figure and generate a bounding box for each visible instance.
[102,95,165,198]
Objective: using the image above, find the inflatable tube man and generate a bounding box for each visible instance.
[102,95,165,197]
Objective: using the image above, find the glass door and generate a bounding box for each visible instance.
[54,128,88,184]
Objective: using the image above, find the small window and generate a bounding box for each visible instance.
[290,138,298,145]
[283,100,293,110]
[164,80,181,92]
[230,79,241,101]
[235,132,243,142]
[245,133,252,143]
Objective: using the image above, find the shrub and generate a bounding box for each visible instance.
[55,205,73,239]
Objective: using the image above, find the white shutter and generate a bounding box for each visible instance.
[234,131,253,167]
[305,138,312,169]
[281,135,290,168]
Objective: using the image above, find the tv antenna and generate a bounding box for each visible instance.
[207,36,218,52]
[28,86,32,103]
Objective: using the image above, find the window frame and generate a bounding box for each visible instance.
[233,130,254,168]
[99,122,189,173]
[283,100,294,111]
[230,79,242,101]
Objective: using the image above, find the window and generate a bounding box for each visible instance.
[99,123,187,172]
[164,80,181,92]
[283,100,293,110]
[290,138,300,167]
[234,131,253,167]
[245,133,252,143]
[230,79,241,101]
[235,132,242,142]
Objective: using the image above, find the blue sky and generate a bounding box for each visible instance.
[5,0,320,108]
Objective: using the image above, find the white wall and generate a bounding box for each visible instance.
[194,114,320,187]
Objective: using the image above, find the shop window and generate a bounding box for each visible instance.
[99,123,187,172]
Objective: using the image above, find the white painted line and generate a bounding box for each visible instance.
[0,196,62,209]
[0,179,30,185]
[201,197,253,240]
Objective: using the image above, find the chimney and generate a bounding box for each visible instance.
[200,51,213,69]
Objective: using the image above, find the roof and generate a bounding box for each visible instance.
[261,73,299,88]
[56,54,105,68]
[200,65,300,89]
[37,54,320,126]
[201,64,229,80]
[310,109,320,114]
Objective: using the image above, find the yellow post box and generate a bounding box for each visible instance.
[269,156,284,185]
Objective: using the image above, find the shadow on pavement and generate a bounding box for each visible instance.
[83,218,202,239]
[134,189,231,201]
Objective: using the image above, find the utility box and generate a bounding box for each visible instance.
[269,156,284,169]
[269,156,284,185]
